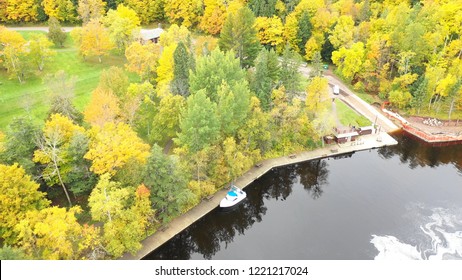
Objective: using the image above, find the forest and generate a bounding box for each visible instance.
[1,0,461,259]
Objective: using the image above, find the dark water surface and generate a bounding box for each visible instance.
[145,132,462,260]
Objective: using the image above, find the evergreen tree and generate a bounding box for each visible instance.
[297,11,312,56]
[252,48,280,110]
[217,82,251,136]
[249,0,277,17]
[219,6,260,68]
[311,51,323,77]
[279,46,302,99]
[410,76,428,115]
[171,42,193,97]
[143,144,194,223]
[177,90,220,153]
[47,17,67,47]
[321,32,334,63]
[0,118,39,174]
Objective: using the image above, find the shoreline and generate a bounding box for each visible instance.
[121,131,398,260]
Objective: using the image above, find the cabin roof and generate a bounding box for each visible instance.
[140,28,164,41]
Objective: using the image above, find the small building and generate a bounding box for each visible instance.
[335,131,359,144]
[324,135,335,145]
[140,28,164,44]
[357,126,374,135]
[333,126,359,143]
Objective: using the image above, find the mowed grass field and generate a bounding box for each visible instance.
[0,31,134,129]
[335,99,371,127]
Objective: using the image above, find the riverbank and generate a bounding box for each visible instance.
[381,109,462,146]
[122,131,398,260]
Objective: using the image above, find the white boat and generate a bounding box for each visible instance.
[220,185,246,208]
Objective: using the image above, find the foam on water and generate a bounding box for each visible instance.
[371,205,462,260]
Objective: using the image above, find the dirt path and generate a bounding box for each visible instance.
[6,26,76,32]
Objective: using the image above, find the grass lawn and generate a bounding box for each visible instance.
[0,31,136,129]
[335,99,371,127]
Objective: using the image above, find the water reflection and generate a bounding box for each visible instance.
[146,132,462,259]
[297,159,329,200]
[378,131,462,171]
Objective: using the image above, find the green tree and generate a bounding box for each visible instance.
[143,144,194,223]
[279,46,302,98]
[28,34,56,71]
[0,246,26,260]
[45,70,83,123]
[0,164,50,244]
[150,93,185,145]
[89,174,153,257]
[237,96,272,156]
[66,132,97,195]
[189,49,246,102]
[216,82,251,137]
[410,76,428,115]
[219,6,260,68]
[98,66,130,99]
[0,117,39,173]
[297,10,312,56]
[47,17,67,47]
[249,0,277,17]
[177,90,220,153]
[251,48,280,110]
[171,41,194,97]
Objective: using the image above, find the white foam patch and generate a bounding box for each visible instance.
[371,206,462,260]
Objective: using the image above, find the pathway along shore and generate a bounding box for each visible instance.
[122,131,398,260]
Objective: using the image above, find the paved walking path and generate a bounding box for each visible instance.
[298,66,400,132]
[122,131,398,260]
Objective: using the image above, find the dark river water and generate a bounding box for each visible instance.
[145,132,462,260]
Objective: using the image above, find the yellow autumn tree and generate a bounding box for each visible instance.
[5,0,38,22]
[77,0,106,24]
[14,206,101,260]
[74,19,113,63]
[0,164,50,244]
[158,24,191,47]
[125,41,161,81]
[194,35,218,57]
[305,77,331,114]
[304,32,324,61]
[255,16,285,52]
[84,87,120,127]
[199,0,227,35]
[164,0,203,28]
[42,0,77,22]
[84,122,150,176]
[33,114,86,207]
[156,43,177,96]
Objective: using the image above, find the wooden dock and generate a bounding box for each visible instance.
[121,132,398,260]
